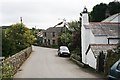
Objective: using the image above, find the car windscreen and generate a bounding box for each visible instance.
[60,47,69,51]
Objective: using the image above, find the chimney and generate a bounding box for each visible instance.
[81,7,89,26]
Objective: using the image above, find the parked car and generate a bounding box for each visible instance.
[108,59,120,80]
[58,46,70,57]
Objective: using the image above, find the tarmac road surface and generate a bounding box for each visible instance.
[14,46,103,78]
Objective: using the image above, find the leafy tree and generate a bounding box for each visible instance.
[90,1,120,22]
[68,21,81,50]
[108,1,120,15]
[2,23,35,57]
[2,29,15,56]
[31,28,44,46]
[90,3,108,22]
[58,21,81,51]
[58,33,72,47]
[68,21,80,31]
[66,21,81,61]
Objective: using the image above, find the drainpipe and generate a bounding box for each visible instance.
[108,38,110,44]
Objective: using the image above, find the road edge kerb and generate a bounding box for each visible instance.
[70,57,84,67]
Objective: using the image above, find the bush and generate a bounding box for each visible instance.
[70,48,81,61]
[0,61,14,78]
[2,23,35,57]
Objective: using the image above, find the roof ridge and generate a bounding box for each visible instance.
[90,44,117,46]
[90,22,120,24]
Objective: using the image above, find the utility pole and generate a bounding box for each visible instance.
[63,18,67,45]
[20,17,22,24]
[55,18,67,45]
[20,17,23,28]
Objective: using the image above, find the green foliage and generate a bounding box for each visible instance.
[57,21,81,59]
[68,21,80,31]
[70,48,81,61]
[0,62,14,78]
[108,1,120,15]
[72,32,80,50]
[49,44,58,49]
[2,23,35,57]
[58,32,72,47]
[90,1,120,22]
[31,28,44,46]
[90,3,107,22]
[68,21,81,51]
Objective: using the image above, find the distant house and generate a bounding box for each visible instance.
[36,30,44,45]
[43,27,66,46]
[81,7,120,70]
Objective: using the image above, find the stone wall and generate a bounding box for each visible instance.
[1,46,32,77]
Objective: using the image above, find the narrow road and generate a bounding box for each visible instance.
[14,46,103,78]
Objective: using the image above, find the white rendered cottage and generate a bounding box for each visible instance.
[81,8,120,70]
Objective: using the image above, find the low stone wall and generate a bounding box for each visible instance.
[1,46,32,77]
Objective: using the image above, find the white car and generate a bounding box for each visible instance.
[58,46,70,57]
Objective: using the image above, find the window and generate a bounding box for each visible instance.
[52,40,55,44]
[48,39,50,45]
[44,32,46,37]
[52,32,55,37]
[44,39,46,43]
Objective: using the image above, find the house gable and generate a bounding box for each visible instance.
[86,44,117,58]
[85,44,117,70]
[86,48,97,69]
[102,13,120,22]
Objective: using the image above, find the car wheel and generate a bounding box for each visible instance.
[58,53,61,56]
[59,54,62,57]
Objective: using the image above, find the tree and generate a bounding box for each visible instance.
[90,3,108,22]
[68,21,80,32]
[2,23,35,57]
[90,1,120,22]
[57,20,81,51]
[68,21,81,49]
[108,1,120,15]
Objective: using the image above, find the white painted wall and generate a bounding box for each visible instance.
[81,25,86,64]
[82,13,89,25]
[90,30,95,44]
[86,48,97,69]
[81,11,90,64]
[81,11,120,69]
[85,29,90,52]
[94,36,108,44]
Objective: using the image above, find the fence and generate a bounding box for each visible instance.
[1,46,32,78]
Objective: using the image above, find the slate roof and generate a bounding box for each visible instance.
[102,13,120,22]
[44,27,66,33]
[1,26,11,29]
[86,44,117,58]
[84,22,120,37]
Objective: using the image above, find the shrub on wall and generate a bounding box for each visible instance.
[0,61,14,78]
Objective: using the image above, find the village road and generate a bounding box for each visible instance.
[14,46,103,78]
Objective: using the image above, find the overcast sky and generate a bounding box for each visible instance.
[0,0,119,29]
